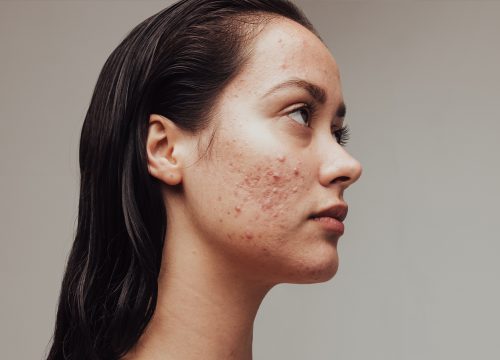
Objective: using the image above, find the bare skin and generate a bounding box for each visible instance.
[122,16,362,360]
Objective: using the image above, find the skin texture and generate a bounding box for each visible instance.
[124,16,362,360]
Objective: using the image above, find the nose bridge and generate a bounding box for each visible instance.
[318,136,362,190]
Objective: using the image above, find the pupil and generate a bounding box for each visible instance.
[300,109,308,122]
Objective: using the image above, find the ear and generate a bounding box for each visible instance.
[146,114,190,186]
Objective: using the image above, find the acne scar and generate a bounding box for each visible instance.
[223,136,307,238]
[234,159,305,224]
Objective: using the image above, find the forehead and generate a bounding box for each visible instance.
[231,16,341,100]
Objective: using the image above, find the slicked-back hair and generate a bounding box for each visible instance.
[45,1,317,359]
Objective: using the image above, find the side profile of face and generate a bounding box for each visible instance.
[160,16,362,286]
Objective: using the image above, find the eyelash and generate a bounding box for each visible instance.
[287,102,351,147]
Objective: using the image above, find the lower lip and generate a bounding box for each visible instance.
[311,217,344,235]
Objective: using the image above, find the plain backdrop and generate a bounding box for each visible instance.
[1,1,499,359]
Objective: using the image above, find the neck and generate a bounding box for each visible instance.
[122,205,275,360]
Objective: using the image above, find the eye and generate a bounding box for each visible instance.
[287,104,312,127]
[333,124,351,147]
[287,103,351,147]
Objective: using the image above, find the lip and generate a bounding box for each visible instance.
[309,203,348,235]
[310,203,348,222]
[310,216,345,234]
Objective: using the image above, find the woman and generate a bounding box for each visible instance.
[45,0,362,359]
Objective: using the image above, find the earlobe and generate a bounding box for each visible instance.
[146,114,183,186]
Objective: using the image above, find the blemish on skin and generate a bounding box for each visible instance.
[272,187,278,193]
[291,186,298,193]
[272,172,281,181]
[277,155,286,162]
[261,197,273,210]
[244,230,254,240]
[234,205,241,213]
[217,196,222,201]
[293,167,300,176]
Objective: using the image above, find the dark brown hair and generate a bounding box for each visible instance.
[45,1,317,359]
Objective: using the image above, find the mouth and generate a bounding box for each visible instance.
[309,203,348,235]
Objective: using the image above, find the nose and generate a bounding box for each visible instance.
[318,143,363,192]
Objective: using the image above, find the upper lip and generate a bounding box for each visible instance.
[310,203,348,222]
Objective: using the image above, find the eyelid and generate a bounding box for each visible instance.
[286,101,313,112]
[286,101,316,118]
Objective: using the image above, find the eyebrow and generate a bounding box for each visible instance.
[262,77,346,118]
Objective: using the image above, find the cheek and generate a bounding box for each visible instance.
[221,151,309,242]
[213,151,339,284]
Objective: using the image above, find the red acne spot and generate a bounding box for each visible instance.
[244,231,254,240]
[293,167,300,175]
[292,186,298,193]
[272,172,281,181]
[277,155,286,162]
[261,197,273,210]
[272,187,278,193]
[234,205,241,213]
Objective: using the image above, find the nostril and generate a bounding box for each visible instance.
[331,175,350,184]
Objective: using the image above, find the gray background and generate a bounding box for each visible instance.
[1,1,499,359]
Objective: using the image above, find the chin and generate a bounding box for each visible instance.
[278,249,340,285]
[297,260,339,284]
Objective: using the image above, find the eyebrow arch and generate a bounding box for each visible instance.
[262,77,346,118]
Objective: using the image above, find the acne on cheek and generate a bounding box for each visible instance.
[226,154,306,241]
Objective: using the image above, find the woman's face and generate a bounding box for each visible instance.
[181,17,362,286]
